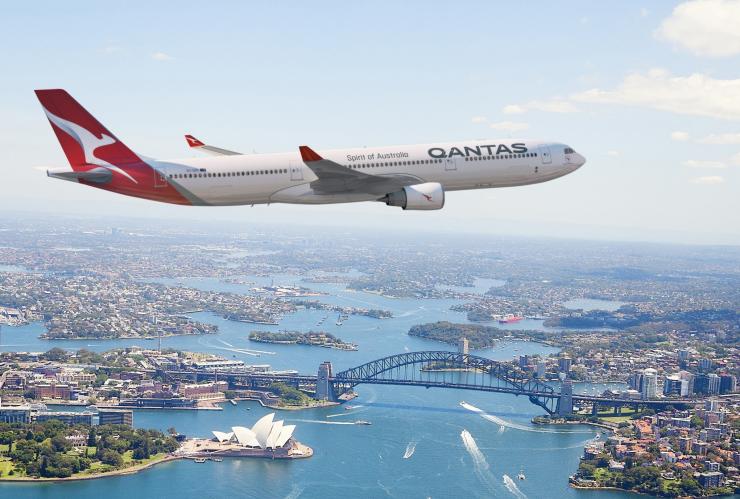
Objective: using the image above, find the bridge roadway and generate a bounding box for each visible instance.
[161,350,698,415]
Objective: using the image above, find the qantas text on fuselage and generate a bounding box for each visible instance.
[35,89,586,211]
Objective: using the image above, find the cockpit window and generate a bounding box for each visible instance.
[564,147,575,154]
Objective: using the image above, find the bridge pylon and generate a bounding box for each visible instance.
[316,361,336,401]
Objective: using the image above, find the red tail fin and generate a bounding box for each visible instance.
[35,89,141,170]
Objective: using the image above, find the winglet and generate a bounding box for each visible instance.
[185,134,205,148]
[299,145,323,162]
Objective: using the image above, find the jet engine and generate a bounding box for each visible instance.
[383,182,445,210]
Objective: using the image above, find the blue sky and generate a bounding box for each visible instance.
[1,1,738,244]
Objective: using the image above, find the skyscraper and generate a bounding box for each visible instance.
[641,368,658,400]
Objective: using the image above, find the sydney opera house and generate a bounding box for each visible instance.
[181,412,312,459]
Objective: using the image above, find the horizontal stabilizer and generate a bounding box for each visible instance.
[185,134,241,156]
[47,166,112,184]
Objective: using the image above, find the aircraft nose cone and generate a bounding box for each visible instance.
[574,153,586,168]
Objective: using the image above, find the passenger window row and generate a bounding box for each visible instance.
[464,153,537,162]
[345,159,443,169]
[169,169,288,179]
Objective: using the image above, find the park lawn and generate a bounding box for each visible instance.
[592,467,616,483]
[0,443,9,453]
[597,415,633,423]
[0,458,17,477]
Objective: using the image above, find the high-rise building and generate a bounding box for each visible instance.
[535,361,546,379]
[694,374,721,395]
[518,355,529,369]
[719,374,736,394]
[641,368,658,400]
[663,375,689,397]
[698,358,713,372]
[558,357,572,374]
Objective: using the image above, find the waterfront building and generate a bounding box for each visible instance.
[640,368,658,400]
[696,471,723,488]
[192,359,247,370]
[98,408,133,427]
[212,413,296,450]
[35,411,94,425]
[117,397,197,408]
[0,405,31,423]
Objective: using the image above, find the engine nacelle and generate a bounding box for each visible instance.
[384,182,445,210]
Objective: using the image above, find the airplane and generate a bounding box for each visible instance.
[35,89,586,210]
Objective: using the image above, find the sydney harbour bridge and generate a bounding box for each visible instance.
[162,351,697,416]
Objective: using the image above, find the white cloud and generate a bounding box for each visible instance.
[683,159,727,168]
[671,131,690,141]
[471,116,488,124]
[571,69,740,120]
[732,152,740,165]
[502,100,579,115]
[697,132,740,144]
[606,150,620,157]
[488,121,529,132]
[151,51,173,61]
[655,0,740,57]
[502,104,526,115]
[100,45,123,55]
[690,175,725,184]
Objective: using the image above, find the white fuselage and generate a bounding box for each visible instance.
[153,139,585,206]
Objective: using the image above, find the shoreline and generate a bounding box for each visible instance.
[0,454,179,483]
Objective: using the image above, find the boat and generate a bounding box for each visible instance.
[344,405,355,410]
[354,420,372,425]
[230,399,237,406]
[499,314,524,324]
[212,458,223,462]
[194,458,206,463]
[518,468,526,480]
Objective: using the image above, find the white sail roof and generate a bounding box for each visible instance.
[231,426,260,447]
[275,424,296,448]
[251,413,275,449]
[266,420,284,449]
[212,431,234,443]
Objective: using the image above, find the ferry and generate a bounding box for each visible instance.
[354,420,372,425]
[194,457,207,463]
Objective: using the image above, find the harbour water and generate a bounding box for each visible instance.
[0,274,640,498]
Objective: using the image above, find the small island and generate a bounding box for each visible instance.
[0,421,178,481]
[248,330,358,351]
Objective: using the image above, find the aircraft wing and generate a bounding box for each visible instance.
[299,145,420,196]
[185,134,241,156]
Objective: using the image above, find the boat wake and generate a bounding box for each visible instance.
[290,419,355,425]
[403,441,416,459]
[503,474,528,498]
[460,402,591,434]
[326,406,366,418]
[460,429,500,493]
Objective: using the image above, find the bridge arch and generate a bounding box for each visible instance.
[332,351,559,414]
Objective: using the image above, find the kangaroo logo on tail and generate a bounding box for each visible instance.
[42,107,138,184]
